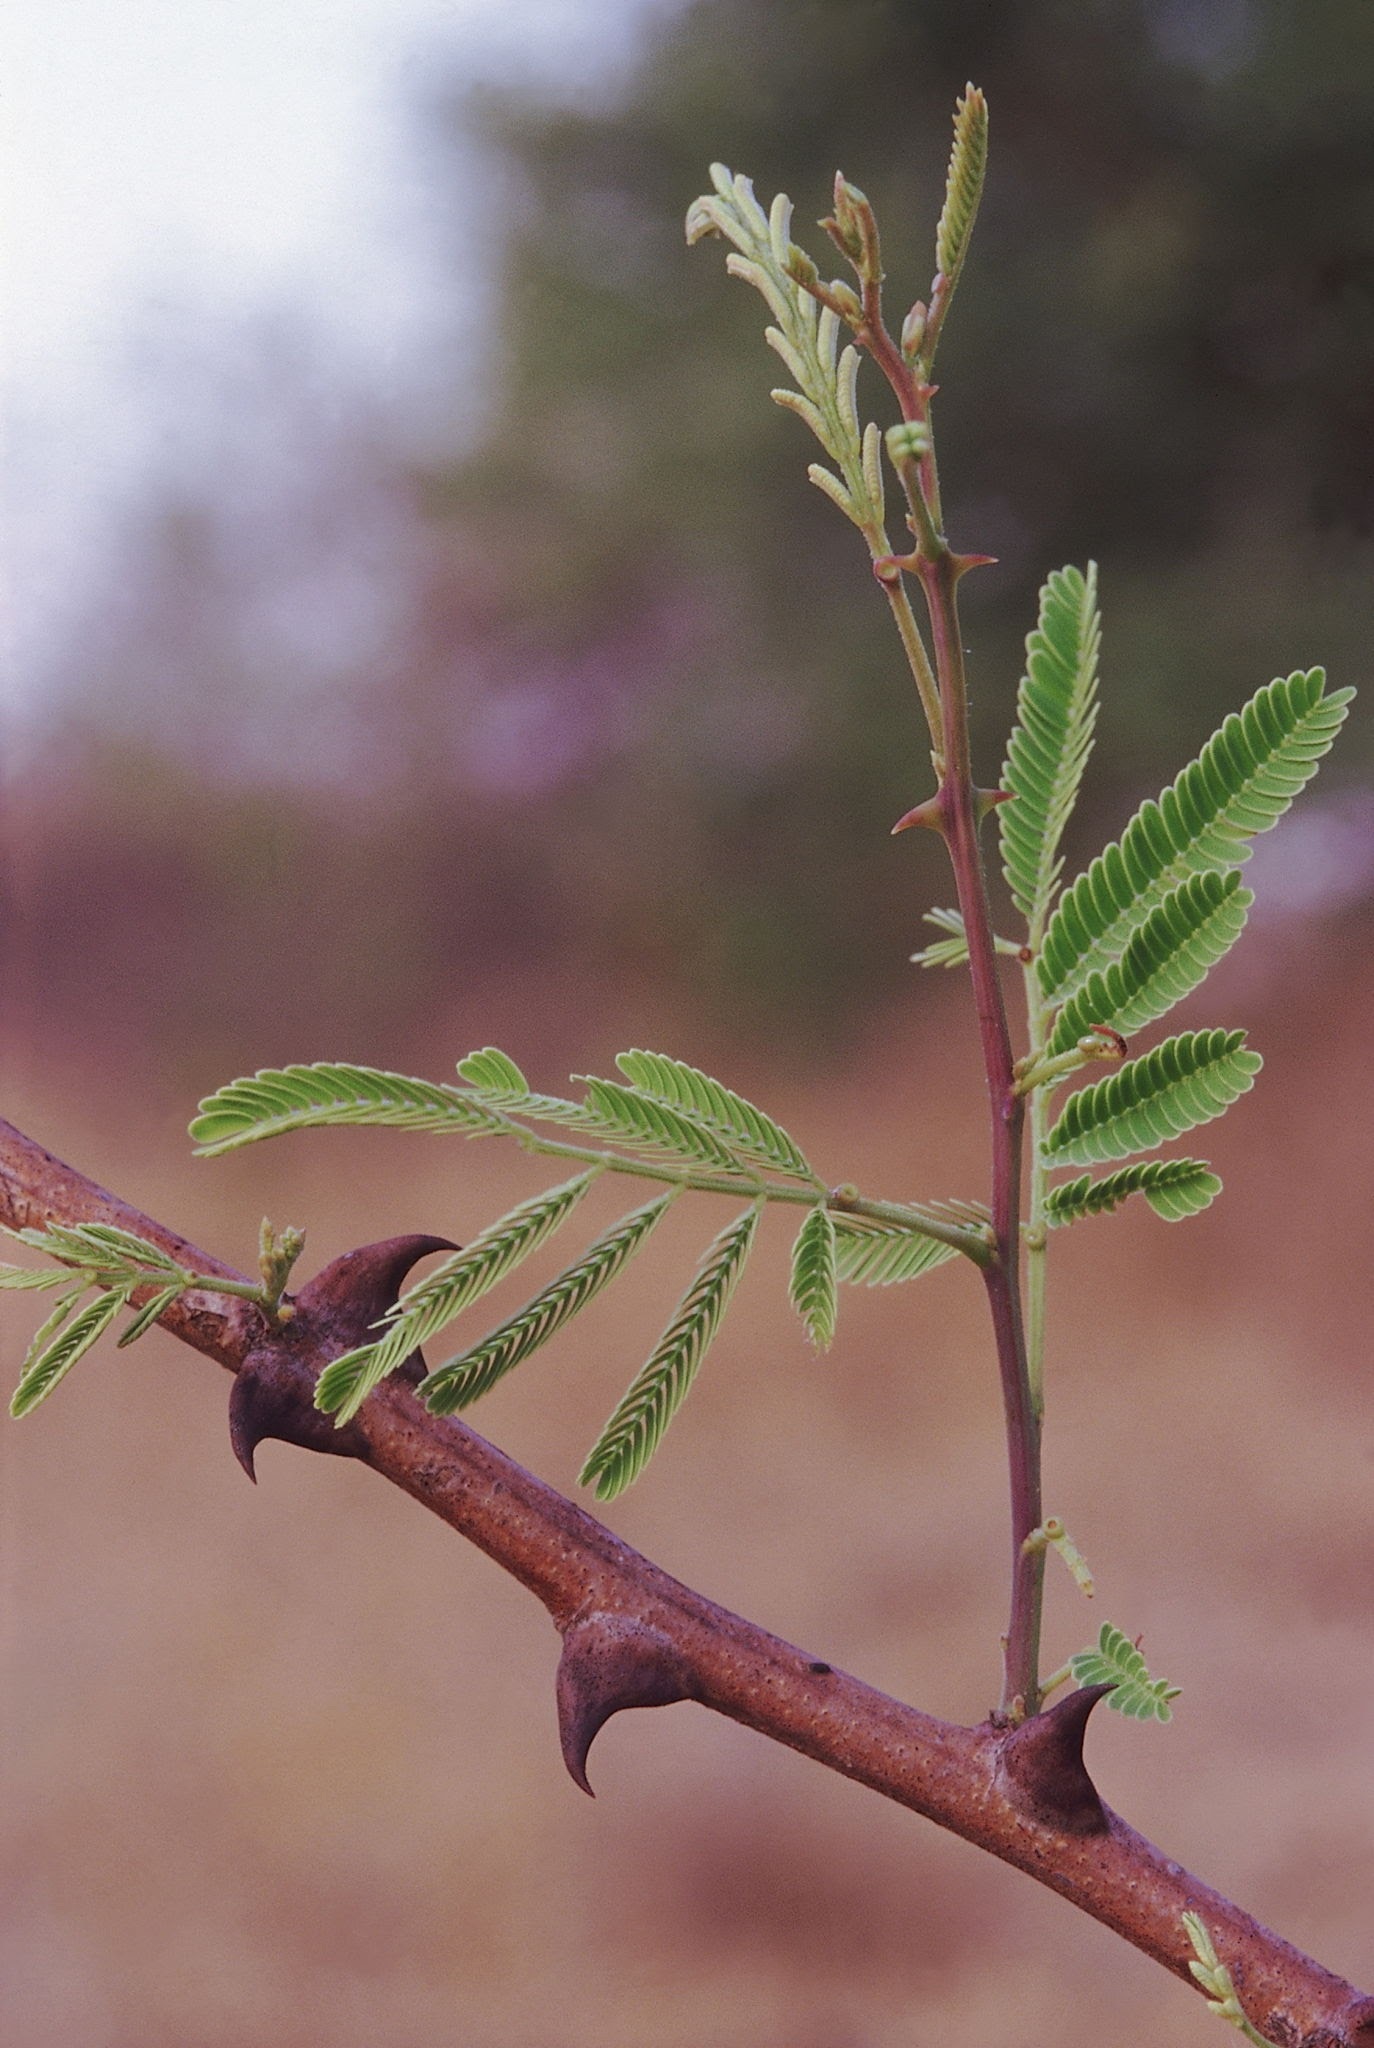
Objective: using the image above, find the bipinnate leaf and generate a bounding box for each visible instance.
[1000,564,1101,936]
[1047,871,1251,1057]
[191,1062,506,1153]
[615,1050,819,1183]
[789,1205,837,1348]
[11,1285,130,1417]
[933,85,989,329]
[1040,668,1352,1005]
[1071,1623,1181,1722]
[831,1217,959,1285]
[420,1194,676,1416]
[1043,1029,1262,1167]
[1046,1158,1221,1227]
[580,1206,760,1500]
[316,1170,599,1423]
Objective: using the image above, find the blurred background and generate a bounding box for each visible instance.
[4,1,1374,2041]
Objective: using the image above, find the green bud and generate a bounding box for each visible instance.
[885,421,932,465]
[900,301,928,361]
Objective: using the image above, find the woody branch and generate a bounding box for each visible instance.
[2,1112,1370,2048]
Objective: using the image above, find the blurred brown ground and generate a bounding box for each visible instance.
[5,917,1374,2047]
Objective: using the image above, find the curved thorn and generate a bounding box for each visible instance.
[891,795,944,836]
[229,1234,456,1478]
[999,1683,1113,1835]
[556,1612,699,1797]
[295,1234,457,1341]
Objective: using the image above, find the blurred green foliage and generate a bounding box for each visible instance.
[25,0,1373,1057]
[415,0,1372,1022]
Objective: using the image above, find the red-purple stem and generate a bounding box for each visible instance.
[916,547,1042,1719]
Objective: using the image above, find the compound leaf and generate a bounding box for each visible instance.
[1040,668,1352,1005]
[615,1049,818,1183]
[789,1205,838,1348]
[191,1062,507,1153]
[1043,1029,1262,1167]
[316,1169,599,1423]
[1000,563,1101,937]
[580,1205,760,1500]
[1071,1622,1181,1721]
[420,1194,676,1416]
[1046,1158,1221,1227]
[1047,871,1251,1057]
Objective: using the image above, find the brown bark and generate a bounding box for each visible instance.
[3,1112,1371,2048]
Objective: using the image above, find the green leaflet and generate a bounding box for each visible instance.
[420,1194,676,1416]
[911,907,970,971]
[999,564,1101,937]
[456,1046,587,1122]
[1039,669,1353,1005]
[933,85,989,328]
[456,1046,528,1097]
[580,1205,760,1500]
[316,1169,599,1423]
[615,1049,818,1183]
[11,1285,131,1417]
[1043,1030,1262,1167]
[13,1220,184,1280]
[0,1263,77,1291]
[116,1284,186,1348]
[1046,1158,1221,1226]
[789,1206,838,1348]
[573,1075,747,1172]
[831,1218,960,1285]
[1071,1622,1181,1722]
[1047,871,1251,1057]
[190,1062,507,1153]
[1181,1915,1281,2048]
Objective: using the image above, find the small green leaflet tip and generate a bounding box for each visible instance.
[456,1046,529,1096]
[1071,1622,1181,1721]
